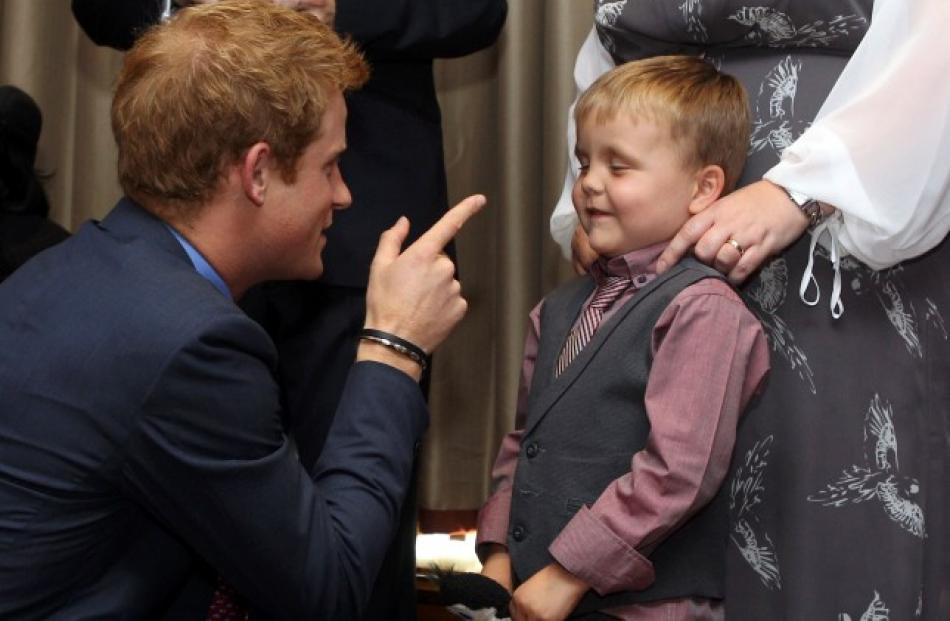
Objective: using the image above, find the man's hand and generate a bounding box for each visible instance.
[509,563,588,621]
[480,545,513,593]
[570,224,597,275]
[360,195,486,377]
[184,0,336,25]
[656,179,811,284]
[273,0,336,24]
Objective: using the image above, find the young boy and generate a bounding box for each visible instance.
[476,56,770,620]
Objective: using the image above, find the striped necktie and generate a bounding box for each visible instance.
[555,275,631,377]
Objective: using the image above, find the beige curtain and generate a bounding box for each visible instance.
[424,2,591,519]
[0,0,592,524]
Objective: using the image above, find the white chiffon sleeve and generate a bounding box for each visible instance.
[764,0,950,270]
[549,27,615,258]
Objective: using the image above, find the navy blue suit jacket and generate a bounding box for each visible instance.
[0,199,428,619]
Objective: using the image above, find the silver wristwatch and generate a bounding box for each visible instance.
[780,186,829,228]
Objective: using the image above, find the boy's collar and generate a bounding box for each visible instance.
[593,241,668,285]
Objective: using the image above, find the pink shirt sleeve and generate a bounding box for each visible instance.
[549,279,770,595]
[475,302,544,557]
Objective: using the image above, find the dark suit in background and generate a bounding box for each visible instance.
[0,198,427,619]
[259,6,506,617]
[0,84,69,283]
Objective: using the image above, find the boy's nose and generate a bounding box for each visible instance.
[581,172,604,195]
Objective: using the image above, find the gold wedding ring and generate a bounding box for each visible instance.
[726,238,745,256]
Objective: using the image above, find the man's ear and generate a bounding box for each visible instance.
[687,165,726,215]
[240,142,272,207]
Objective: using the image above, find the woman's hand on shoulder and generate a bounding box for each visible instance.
[657,180,810,284]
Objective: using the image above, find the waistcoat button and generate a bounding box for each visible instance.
[512,525,526,542]
[525,442,539,458]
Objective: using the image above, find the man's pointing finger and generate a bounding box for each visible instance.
[411,194,486,255]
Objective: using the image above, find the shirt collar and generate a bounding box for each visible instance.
[165,225,232,299]
[590,241,668,290]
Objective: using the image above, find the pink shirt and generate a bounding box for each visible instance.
[476,243,770,620]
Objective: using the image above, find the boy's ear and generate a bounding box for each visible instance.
[687,165,726,215]
[240,142,272,207]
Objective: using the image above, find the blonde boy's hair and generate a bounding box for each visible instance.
[111,0,368,218]
[575,55,750,190]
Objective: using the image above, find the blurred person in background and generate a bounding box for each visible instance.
[0,84,69,282]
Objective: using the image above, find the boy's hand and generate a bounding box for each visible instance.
[509,563,588,621]
[570,224,598,275]
[480,545,513,593]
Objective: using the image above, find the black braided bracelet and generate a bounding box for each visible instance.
[358,328,429,373]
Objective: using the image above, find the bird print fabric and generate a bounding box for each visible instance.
[808,395,926,539]
[729,436,781,589]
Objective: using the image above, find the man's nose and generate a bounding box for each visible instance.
[333,177,352,210]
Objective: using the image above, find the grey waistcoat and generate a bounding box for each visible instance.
[507,258,729,614]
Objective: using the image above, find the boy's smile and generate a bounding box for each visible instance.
[572,114,704,258]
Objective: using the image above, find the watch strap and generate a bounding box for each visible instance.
[780,185,828,228]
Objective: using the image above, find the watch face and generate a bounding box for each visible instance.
[780,185,825,227]
[802,200,827,227]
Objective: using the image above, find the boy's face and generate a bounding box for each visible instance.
[572,114,700,258]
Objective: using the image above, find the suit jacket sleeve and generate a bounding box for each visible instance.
[120,313,427,619]
[336,0,507,59]
[71,0,162,50]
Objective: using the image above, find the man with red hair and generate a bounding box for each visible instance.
[0,3,484,618]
